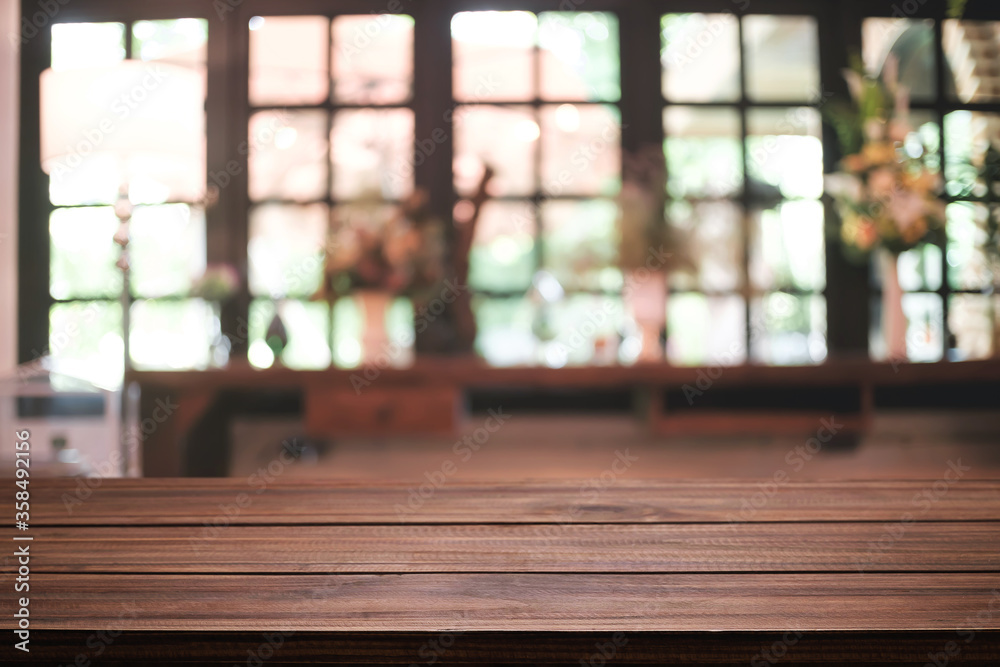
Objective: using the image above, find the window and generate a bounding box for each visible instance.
[661,13,826,367]
[45,19,208,388]
[244,14,416,369]
[863,16,1000,361]
[24,2,1000,378]
[452,10,623,366]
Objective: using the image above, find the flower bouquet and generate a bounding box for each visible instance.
[825,56,946,359]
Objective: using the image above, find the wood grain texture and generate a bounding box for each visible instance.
[5,522,998,574]
[13,573,1000,632]
[27,479,1000,525]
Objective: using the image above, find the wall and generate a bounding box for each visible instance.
[0,0,18,375]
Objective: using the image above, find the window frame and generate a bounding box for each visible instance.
[19,0,1000,369]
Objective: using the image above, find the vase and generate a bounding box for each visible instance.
[879,249,907,361]
[357,289,393,366]
[625,269,668,362]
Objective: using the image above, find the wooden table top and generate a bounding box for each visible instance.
[5,478,1000,664]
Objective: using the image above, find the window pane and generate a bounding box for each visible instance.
[751,200,825,292]
[50,207,121,300]
[249,110,328,202]
[543,199,620,291]
[661,14,740,102]
[452,11,537,101]
[902,293,944,362]
[129,204,206,297]
[862,18,936,103]
[249,299,331,370]
[473,296,537,366]
[668,200,743,293]
[539,12,620,102]
[746,107,823,200]
[944,111,1000,198]
[331,109,414,201]
[947,202,994,290]
[750,293,826,365]
[332,15,413,104]
[897,243,943,292]
[468,201,536,293]
[130,299,215,370]
[949,294,997,360]
[664,106,741,198]
[943,20,1000,104]
[548,294,623,366]
[667,294,746,366]
[455,106,536,197]
[541,104,620,197]
[248,203,327,298]
[51,23,124,71]
[743,15,819,102]
[132,18,207,68]
[249,16,328,105]
[49,301,123,390]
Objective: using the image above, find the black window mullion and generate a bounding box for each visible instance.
[933,14,952,360]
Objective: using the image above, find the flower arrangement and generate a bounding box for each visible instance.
[311,191,428,302]
[825,57,946,259]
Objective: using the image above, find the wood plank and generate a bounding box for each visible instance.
[29,479,1000,525]
[6,522,998,574]
[11,573,1000,632]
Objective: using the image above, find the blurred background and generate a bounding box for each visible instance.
[2,0,1000,481]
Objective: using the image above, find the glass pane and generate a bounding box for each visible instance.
[331,296,362,368]
[50,207,121,300]
[248,299,331,370]
[540,104,620,197]
[743,15,819,102]
[452,11,537,101]
[48,154,119,207]
[547,294,623,367]
[249,110,328,202]
[473,296,537,366]
[539,12,620,102]
[130,299,215,370]
[661,14,740,103]
[947,202,994,290]
[664,106,741,198]
[129,204,206,297]
[51,23,125,71]
[249,16,328,105]
[667,294,746,366]
[862,18,936,102]
[750,200,825,292]
[943,20,1000,104]
[331,109,414,201]
[944,111,1000,199]
[468,201,536,293]
[949,294,996,361]
[49,301,123,390]
[332,15,413,104]
[543,199,620,291]
[750,293,826,365]
[902,292,944,362]
[248,203,327,298]
[132,19,207,67]
[455,106,536,197]
[668,200,743,292]
[897,243,943,292]
[746,107,823,200]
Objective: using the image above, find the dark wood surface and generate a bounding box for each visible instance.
[4,479,1000,664]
